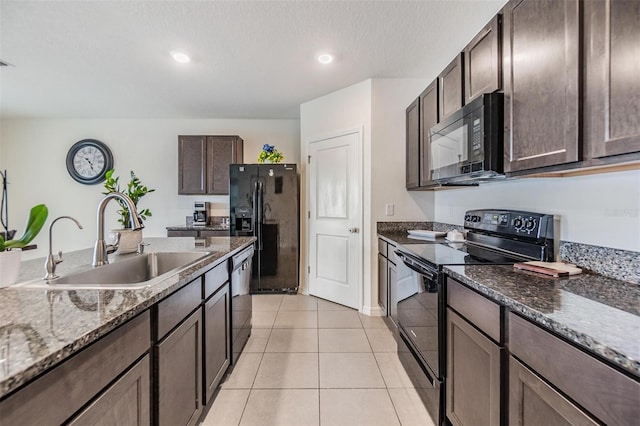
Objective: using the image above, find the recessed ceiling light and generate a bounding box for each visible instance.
[317,54,334,65]
[171,51,190,64]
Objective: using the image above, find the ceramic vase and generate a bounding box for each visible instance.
[0,250,22,287]
[112,229,143,255]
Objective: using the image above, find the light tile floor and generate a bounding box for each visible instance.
[201,294,435,426]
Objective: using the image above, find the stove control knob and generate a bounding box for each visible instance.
[513,218,523,229]
[525,219,536,230]
[464,214,471,222]
[472,215,481,222]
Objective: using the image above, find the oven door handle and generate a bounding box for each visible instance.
[394,250,438,281]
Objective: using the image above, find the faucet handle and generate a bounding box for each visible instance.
[137,242,149,254]
[56,250,63,264]
[106,232,121,254]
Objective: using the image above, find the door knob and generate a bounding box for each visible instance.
[348,227,359,234]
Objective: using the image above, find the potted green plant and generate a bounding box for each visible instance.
[0,204,48,286]
[257,144,284,163]
[103,169,155,254]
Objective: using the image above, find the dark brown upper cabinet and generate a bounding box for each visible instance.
[439,53,464,120]
[178,135,243,195]
[502,0,580,173]
[419,80,439,186]
[406,97,421,189]
[464,15,502,104]
[583,0,640,159]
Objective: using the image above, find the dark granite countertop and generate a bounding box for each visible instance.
[379,231,449,246]
[444,264,640,378]
[0,236,255,399]
[166,225,230,231]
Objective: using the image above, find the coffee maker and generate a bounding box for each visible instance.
[193,201,209,226]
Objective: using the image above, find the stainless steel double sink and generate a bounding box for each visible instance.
[12,251,210,290]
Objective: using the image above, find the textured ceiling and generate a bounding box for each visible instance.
[0,0,506,119]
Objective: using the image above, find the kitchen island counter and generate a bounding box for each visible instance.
[0,236,255,399]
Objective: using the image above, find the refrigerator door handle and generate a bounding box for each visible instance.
[256,180,263,251]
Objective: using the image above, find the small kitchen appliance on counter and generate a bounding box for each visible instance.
[193,201,209,226]
[393,209,558,425]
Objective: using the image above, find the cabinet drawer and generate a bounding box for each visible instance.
[0,311,151,425]
[447,278,501,343]
[509,312,640,425]
[378,238,387,257]
[204,260,229,299]
[157,278,202,339]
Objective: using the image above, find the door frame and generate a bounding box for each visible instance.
[305,127,364,311]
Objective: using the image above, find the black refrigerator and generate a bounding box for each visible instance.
[229,164,299,293]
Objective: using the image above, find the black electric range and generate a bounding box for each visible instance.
[392,209,559,426]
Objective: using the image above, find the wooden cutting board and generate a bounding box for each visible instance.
[514,261,582,277]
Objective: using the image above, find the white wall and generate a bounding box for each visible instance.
[434,170,640,252]
[300,80,372,304]
[0,118,300,259]
[300,78,435,313]
[371,79,434,221]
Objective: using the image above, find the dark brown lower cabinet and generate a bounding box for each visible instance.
[204,282,231,404]
[509,356,598,425]
[167,230,199,237]
[446,308,502,426]
[157,309,203,426]
[0,312,150,425]
[377,252,388,314]
[167,230,229,237]
[68,355,151,426]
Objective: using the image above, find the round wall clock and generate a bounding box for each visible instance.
[66,139,114,185]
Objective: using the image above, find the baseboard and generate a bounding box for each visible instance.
[361,304,384,317]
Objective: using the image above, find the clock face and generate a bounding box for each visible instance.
[66,139,114,184]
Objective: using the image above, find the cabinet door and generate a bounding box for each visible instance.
[157,309,202,426]
[446,308,502,426]
[204,283,231,404]
[68,355,150,426]
[439,53,464,120]
[419,80,438,186]
[377,253,388,315]
[178,136,207,195]
[406,97,421,189]
[503,0,580,172]
[208,136,242,195]
[388,260,397,323]
[583,0,640,158]
[0,312,150,426]
[464,15,502,103]
[509,357,598,426]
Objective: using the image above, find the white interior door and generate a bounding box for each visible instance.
[308,131,361,309]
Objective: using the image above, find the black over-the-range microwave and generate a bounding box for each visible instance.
[429,92,504,184]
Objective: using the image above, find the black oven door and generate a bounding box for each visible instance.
[394,251,441,378]
[394,249,443,425]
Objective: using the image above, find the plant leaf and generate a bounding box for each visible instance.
[4,204,48,249]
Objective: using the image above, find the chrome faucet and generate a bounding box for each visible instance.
[44,216,83,280]
[93,192,143,267]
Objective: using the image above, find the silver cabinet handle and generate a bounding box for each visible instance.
[348,227,359,234]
